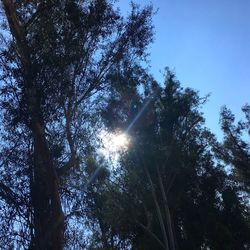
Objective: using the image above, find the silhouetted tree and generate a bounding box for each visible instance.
[216,105,250,194]
[0,0,153,248]
[84,70,250,250]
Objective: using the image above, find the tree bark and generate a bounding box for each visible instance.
[30,122,64,250]
[2,1,64,249]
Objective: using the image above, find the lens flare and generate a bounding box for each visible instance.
[98,130,129,158]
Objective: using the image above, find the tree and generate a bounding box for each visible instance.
[215,105,250,194]
[0,0,153,248]
[84,70,250,249]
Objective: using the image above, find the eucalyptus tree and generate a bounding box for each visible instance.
[215,105,250,195]
[0,0,153,249]
[85,70,250,250]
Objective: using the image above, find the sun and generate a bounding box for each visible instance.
[98,130,130,159]
[112,133,129,148]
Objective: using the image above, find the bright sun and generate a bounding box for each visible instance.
[98,130,129,159]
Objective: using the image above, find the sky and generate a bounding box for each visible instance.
[118,0,250,140]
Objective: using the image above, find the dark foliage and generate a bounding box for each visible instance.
[0,1,249,249]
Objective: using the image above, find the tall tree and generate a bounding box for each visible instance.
[0,0,153,249]
[84,70,250,250]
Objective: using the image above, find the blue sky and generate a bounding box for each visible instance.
[119,0,250,139]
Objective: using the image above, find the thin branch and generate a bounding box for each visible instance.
[136,220,165,249]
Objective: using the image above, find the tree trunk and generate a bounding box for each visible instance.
[144,165,170,250]
[157,165,176,250]
[2,1,64,248]
[30,122,64,250]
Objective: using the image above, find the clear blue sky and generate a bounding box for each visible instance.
[118,0,250,139]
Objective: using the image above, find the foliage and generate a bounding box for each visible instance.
[0,0,153,248]
[215,105,250,194]
[84,71,250,250]
[0,1,249,249]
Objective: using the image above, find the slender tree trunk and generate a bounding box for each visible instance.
[144,165,169,250]
[157,165,176,250]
